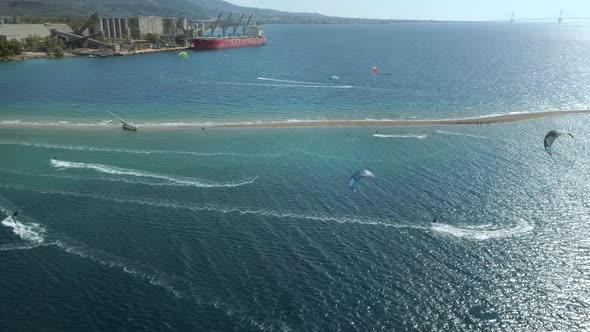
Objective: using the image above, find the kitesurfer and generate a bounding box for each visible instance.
[349,170,375,192]
[544,130,574,156]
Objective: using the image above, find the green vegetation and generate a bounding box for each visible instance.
[43,37,65,57]
[145,33,161,42]
[0,0,215,19]
[23,35,43,51]
[0,36,65,58]
[0,37,22,56]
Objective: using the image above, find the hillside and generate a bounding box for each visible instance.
[0,0,409,23]
[0,0,216,18]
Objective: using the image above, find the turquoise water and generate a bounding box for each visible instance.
[2,24,590,330]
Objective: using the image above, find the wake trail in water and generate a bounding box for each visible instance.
[257,77,326,85]
[373,134,428,139]
[430,218,533,240]
[0,202,48,251]
[0,168,257,188]
[0,200,187,297]
[3,184,533,242]
[217,82,354,89]
[0,207,46,245]
[0,184,428,231]
[50,159,257,188]
[435,130,491,140]
[54,239,186,298]
[0,139,266,158]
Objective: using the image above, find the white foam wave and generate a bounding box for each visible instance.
[431,219,533,240]
[1,216,46,243]
[257,77,326,85]
[50,159,256,188]
[373,134,428,139]
[435,130,491,140]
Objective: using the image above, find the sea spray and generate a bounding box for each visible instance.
[1,216,46,243]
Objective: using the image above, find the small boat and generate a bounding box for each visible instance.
[122,122,137,131]
[106,110,138,132]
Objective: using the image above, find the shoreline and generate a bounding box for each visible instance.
[0,110,589,131]
[0,46,189,62]
[214,110,590,129]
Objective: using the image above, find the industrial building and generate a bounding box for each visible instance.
[0,23,73,41]
[89,14,188,40]
[89,14,131,39]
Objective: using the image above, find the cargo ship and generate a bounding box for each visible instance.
[191,13,266,51]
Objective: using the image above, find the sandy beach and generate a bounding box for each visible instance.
[1,110,589,130]
[214,110,590,129]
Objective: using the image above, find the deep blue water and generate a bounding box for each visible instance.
[2,23,590,330]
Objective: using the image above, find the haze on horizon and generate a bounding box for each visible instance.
[227,0,590,21]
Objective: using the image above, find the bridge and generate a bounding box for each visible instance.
[504,10,590,23]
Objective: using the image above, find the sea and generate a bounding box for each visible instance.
[2,23,590,330]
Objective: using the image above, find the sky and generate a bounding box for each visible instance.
[226,0,590,21]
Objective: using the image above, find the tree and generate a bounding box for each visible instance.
[23,35,43,52]
[43,37,65,57]
[145,33,160,42]
[0,39,23,57]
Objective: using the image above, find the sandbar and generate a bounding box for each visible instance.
[214,110,590,129]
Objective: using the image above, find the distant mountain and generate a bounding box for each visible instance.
[0,0,213,17]
[0,0,412,24]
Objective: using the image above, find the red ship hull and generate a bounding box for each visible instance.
[191,37,266,51]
